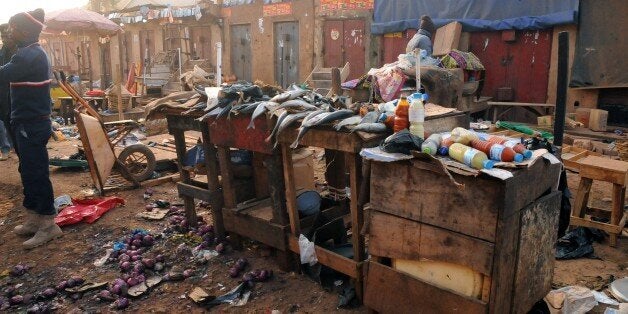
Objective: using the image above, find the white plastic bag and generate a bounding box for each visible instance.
[298,234,318,266]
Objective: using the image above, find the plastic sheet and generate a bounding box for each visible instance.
[54,197,125,226]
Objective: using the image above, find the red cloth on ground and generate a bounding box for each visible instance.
[55,197,125,226]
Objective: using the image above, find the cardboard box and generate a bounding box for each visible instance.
[589,109,608,132]
[575,108,591,128]
[537,115,553,127]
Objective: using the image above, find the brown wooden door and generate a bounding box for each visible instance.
[324,19,365,80]
[190,26,212,60]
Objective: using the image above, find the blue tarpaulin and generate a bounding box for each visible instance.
[372,0,579,34]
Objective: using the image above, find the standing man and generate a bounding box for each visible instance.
[0,24,17,160]
[406,15,436,56]
[0,9,63,249]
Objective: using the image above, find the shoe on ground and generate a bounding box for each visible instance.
[23,215,63,249]
[0,153,7,161]
[14,210,40,236]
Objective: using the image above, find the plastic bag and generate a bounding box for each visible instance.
[54,197,125,226]
[298,234,318,266]
[556,286,598,314]
[380,130,424,155]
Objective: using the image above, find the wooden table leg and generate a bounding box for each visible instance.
[171,127,197,227]
[572,178,593,218]
[217,146,241,248]
[281,144,301,236]
[200,123,225,238]
[610,184,625,247]
[267,151,289,225]
[347,152,365,300]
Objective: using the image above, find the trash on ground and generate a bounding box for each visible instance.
[55,197,125,226]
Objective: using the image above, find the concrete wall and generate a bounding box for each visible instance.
[222,0,315,84]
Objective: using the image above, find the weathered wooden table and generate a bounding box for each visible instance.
[278,127,386,299]
[364,156,561,314]
[207,114,292,266]
[166,112,225,237]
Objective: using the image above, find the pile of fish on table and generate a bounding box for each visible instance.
[145,81,391,148]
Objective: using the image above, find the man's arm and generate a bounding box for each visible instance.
[0,53,30,85]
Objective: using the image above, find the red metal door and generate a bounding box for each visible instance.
[343,19,365,80]
[324,20,344,68]
[324,20,366,80]
[381,29,416,65]
[469,30,552,103]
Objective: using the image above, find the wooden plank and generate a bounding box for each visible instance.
[176,182,221,203]
[610,184,625,247]
[348,153,365,299]
[287,236,359,278]
[370,160,500,241]
[364,261,487,314]
[324,149,346,189]
[141,173,180,187]
[502,159,562,218]
[222,207,287,250]
[570,216,623,236]
[266,152,289,225]
[489,199,520,313]
[487,102,555,107]
[278,127,378,153]
[200,122,225,238]
[281,144,301,235]
[433,21,462,57]
[572,178,593,217]
[166,114,203,132]
[252,153,270,198]
[424,112,470,134]
[217,146,237,209]
[171,127,197,226]
[208,114,273,154]
[368,210,494,276]
[512,191,561,313]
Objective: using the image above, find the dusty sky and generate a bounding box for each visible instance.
[0,0,89,24]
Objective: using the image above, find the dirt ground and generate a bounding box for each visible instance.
[0,135,626,313]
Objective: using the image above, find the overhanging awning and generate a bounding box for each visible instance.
[372,0,579,34]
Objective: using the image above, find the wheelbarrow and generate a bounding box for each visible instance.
[53,71,156,194]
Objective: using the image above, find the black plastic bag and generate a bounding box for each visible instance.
[556,227,604,260]
[380,129,423,155]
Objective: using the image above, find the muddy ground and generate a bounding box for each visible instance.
[0,135,626,313]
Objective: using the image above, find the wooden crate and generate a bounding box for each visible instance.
[365,158,562,313]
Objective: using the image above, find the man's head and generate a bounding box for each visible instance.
[0,24,15,48]
[419,15,435,36]
[8,8,45,44]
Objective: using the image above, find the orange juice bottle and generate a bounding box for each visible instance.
[393,96,409,133]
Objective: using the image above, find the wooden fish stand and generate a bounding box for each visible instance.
[278,127,386,299]
[165,111,225,237]
[363,156,562,313]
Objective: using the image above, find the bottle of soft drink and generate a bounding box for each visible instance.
[470,139,523,162]
[448,143,495,170]
[450,127,479,145]
[483,135,533,159]
[421,133,442,155]
[408,93,425,139]
[393,96,410,132]
[438,133,454,155]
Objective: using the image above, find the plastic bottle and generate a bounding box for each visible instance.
[408,93,425,139]
[450,127,479,145]
[484,135,533,159]
[393,96,410,132]
[438,134,454,156]
[470,139,523,162]
[448,143,494,170]
[421,133,442,155]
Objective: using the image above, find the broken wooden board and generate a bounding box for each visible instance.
[76,113,116,193]
[433,21,462,56]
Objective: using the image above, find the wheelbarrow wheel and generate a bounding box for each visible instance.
[118,144,156,182]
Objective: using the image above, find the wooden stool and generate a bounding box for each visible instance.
[571,156,628,247]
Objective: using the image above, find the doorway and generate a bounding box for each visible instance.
[274,22,299,88]
[230,24,252,82]
[323,19,365,81]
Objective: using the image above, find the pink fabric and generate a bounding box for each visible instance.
[55,197,125,226]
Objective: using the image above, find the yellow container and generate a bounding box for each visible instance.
[50,86,69,110]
